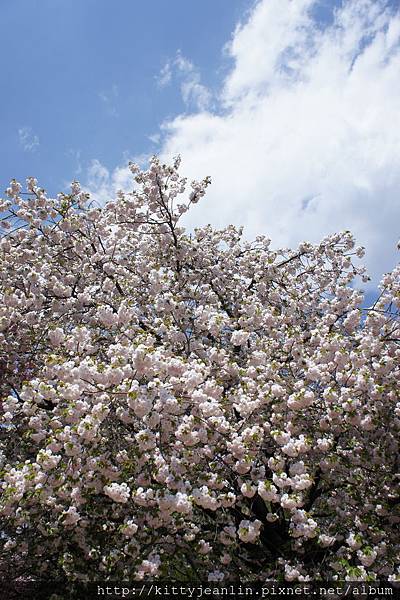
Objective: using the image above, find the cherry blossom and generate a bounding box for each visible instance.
[0,157,399,582]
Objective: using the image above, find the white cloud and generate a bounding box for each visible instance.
[84,157,147,206]
[148,133,161,145]
[156,61,172,87]
[156,51,212,111]
[87,0,400,285]
[158,0,400,284]
[222,0,316,105]
[18,126,39,152]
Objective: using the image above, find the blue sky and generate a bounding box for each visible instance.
[1,0,400,294]
[0,0,249,188]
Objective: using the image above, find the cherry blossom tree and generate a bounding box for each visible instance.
[0,157,399,583]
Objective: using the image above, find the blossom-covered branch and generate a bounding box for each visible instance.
[0,157,399,582]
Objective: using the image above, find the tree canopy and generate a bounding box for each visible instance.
[0,157,399,582]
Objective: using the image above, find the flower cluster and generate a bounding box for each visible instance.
[0,157,399,582]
